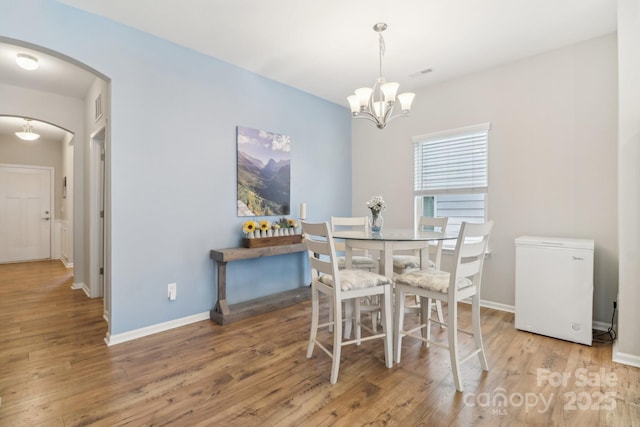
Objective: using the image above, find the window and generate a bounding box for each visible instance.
[413,123,490,240]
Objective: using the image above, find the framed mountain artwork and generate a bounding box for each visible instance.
[236,126,291,216]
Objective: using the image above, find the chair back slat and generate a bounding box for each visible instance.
[331,216,369,230]
[450,221,494,295]
[457,259,481,279]
[331,216,373,259]
[418,216,448,269]
[309,254,333,277]
[302,221,341,294]
[459,241,486,258]
[418,216,448,232]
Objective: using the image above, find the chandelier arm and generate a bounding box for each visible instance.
[353,110,381,125]
[383,103,394,123]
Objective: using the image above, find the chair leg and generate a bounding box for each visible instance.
[420,296,430,348]
[355,298,361,345]
[434,299,445,328]
[447,301,463,392]
[382,287,393,368]
[328,297,334,333]
[307,287,320,358]
[394,286,406,363]
[370,295,379,333]
[472,294,489,370]
[331,299,343,384]
[344,300,353,340]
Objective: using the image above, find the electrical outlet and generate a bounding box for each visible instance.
[168,283,177,300]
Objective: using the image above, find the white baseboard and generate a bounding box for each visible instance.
[612,341,640,368]
[105,311,210,346]
[480,299,515,313]
[70,283,90,298]
[61,258,74,268]
[592,320,612,332]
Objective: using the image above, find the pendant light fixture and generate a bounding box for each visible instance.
[15,119,40,141]
[347,23,415,129]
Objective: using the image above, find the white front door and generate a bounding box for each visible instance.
[0,165,53,262]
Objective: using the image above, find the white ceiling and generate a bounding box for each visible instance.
[53,0,617,105]
[0,41,96,143]
[0,116,71,142]
[0,41,97,99]
[0,0,617,143]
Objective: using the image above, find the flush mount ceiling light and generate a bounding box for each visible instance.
[15,119,41,141]
[16,53,39,71]
[347,23,415,129]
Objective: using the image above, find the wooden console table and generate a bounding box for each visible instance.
[209,243,309,325]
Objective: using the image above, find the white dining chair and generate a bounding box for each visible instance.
[393,216,448,324]
[331,216,380,338]
[331,216,379,272]
[393,221,494,392]
[302,221,393,384]
[393,216,448,274]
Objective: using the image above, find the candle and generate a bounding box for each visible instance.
[300,202,307,220]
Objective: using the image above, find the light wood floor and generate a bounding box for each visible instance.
[1,260,638,426]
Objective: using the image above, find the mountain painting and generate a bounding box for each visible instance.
[237,126,291,216]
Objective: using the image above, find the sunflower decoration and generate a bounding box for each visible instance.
[242,220,258,234]
[259,220,271,231]
[287,219,299,228]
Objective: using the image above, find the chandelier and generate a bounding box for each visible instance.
[347,23,415,129]
[15,119,40,141]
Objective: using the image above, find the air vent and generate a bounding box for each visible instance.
[95,93,103,121]
[410,68,433,78]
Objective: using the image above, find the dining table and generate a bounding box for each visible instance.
[331,228,457,278]
[331,228,457,345]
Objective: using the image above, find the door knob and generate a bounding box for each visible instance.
[43,217,50,221]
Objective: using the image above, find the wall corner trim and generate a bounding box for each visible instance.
[612,341,640,368]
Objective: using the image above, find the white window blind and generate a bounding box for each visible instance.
[413,123,490,243]
[413,123,490,196]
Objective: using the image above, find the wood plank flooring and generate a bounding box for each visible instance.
[1,260,638,426]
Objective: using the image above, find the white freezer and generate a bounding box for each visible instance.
[515,236,594,345]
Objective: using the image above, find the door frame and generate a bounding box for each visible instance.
[88,127,105,299]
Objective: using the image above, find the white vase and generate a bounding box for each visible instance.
[248,231,255,239]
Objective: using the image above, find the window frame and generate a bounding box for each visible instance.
[412,123,491,249]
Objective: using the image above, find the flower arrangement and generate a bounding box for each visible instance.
[366,195,386,213]
[243,217,299,238]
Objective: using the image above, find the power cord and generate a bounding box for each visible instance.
[593,301,617,344]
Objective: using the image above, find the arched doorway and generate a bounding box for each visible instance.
[0,38,112,334]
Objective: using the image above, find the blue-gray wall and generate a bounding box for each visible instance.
[1,0,351,334]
